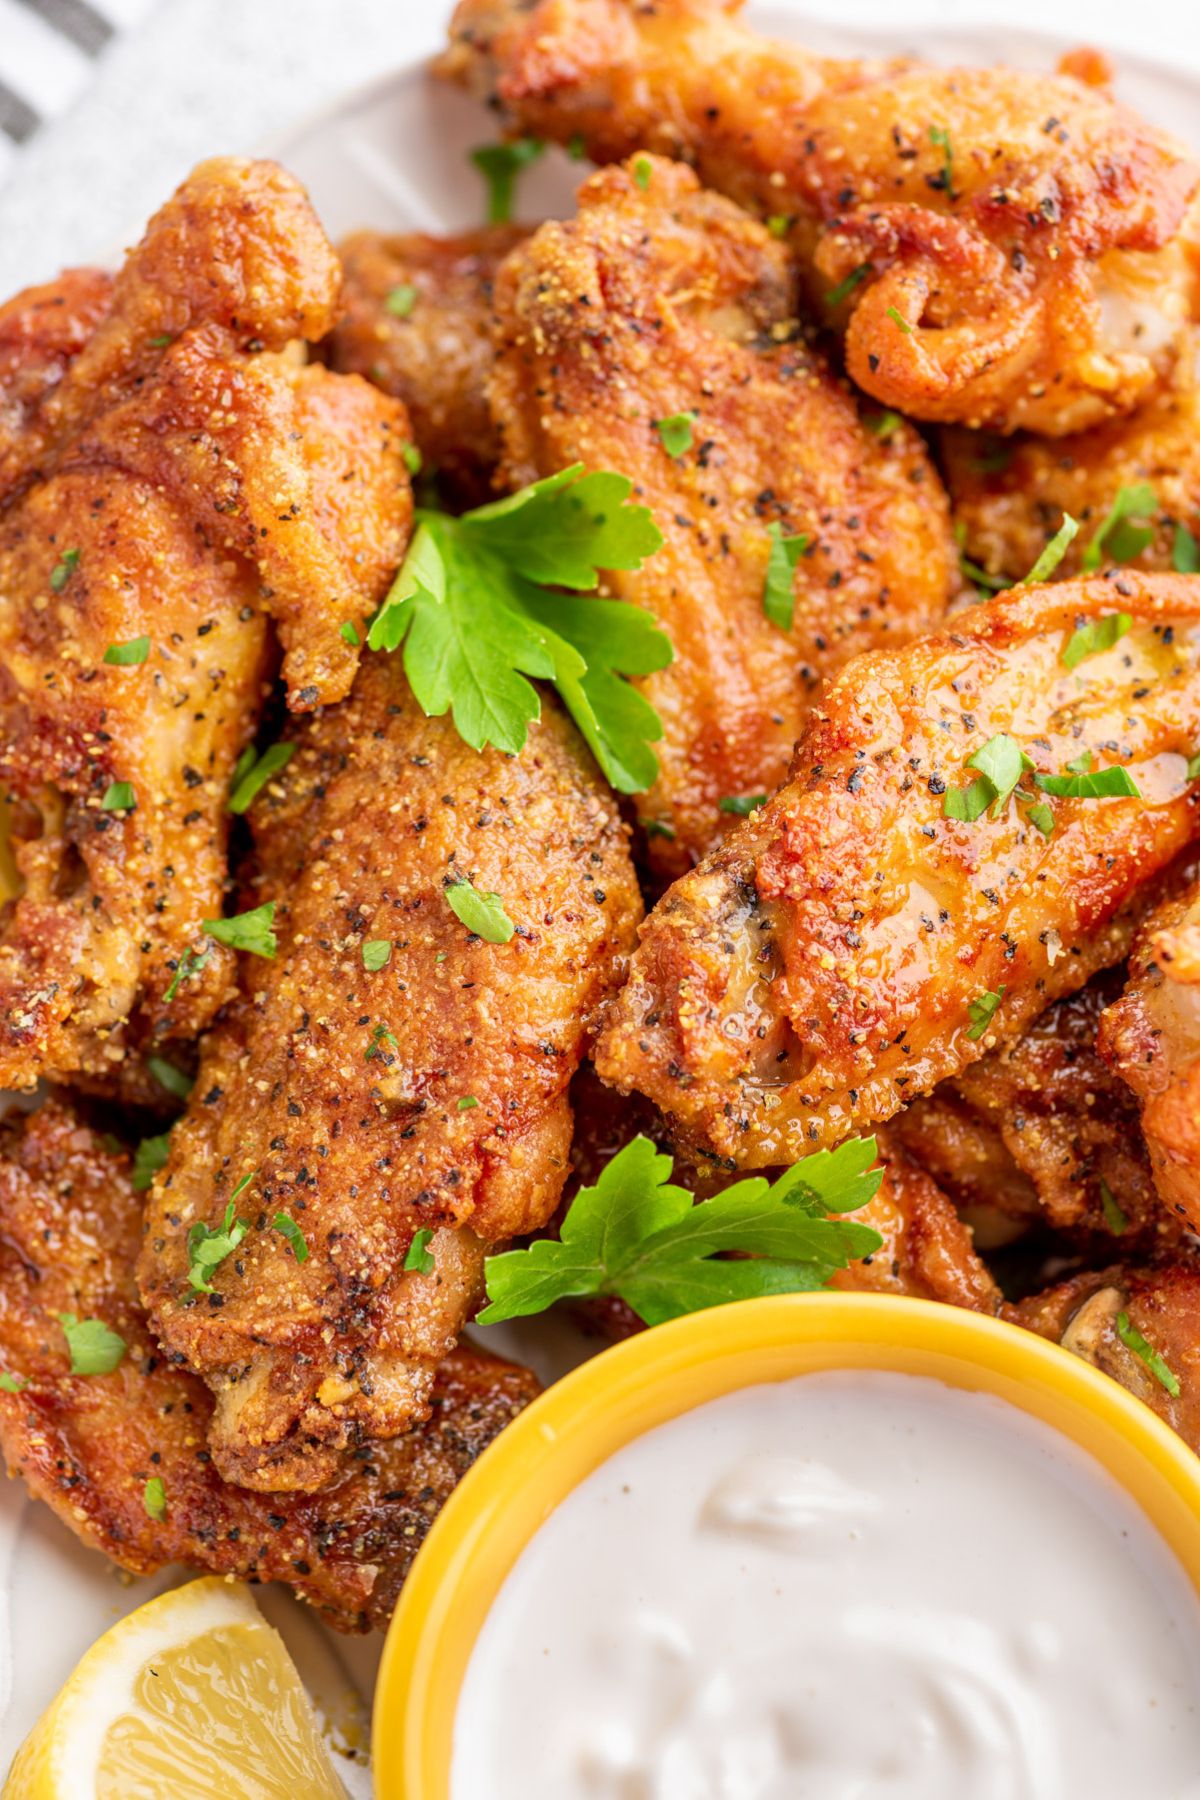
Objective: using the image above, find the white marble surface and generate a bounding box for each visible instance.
[1,0,1199,293]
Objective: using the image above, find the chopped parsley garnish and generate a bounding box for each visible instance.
[147,333,173,349]
[885,306,912,334]
[942,733,1030,823]
[1099,1178,1128,1236]
[404,1228,436,1275]
[633,155,652,190]
[1116,1310,1180,1397]
[479,1134,884,1327]
[365,1021,398,1062]
[341,620,361,647]
[1026,801,1055,837]
[1174,523,1200,574]
[655,411,697,457]
[470,138,544,223]
[143,1477,167,1522]
[148,1056,193,1100]
[202,901,277,959]
[718,794,768,816]
[567,134,587,161]
[825,262,873,308]
[132,1133,171,1193]
[273,1213,309,1263]
[928,124,954,193]
[867,409,903,440]
[767,213,791,238]
[956,532,1009,597]
[362,939,392,972]
[762,522,809,631]
[58,1314,126,1375]
[187,1203,249,1293]
[0,1373,27,1394]
[229,743,295,814]
[1188,752,1200,781]
[230,1169,257,1201]
[446,879,515,943]
[1023,513,1079,584]
[641,818,676,839]
[101,781,135,812]
[103,635,150,666]
[366,465,669,794]
[1061,611,1132,670]
[49,548,80,592]
[1032,753,1141,801]
[385,283,418,318]
[457,1095,479,1110]
[966,986,1005,1041]
[164,946,210,1004]
[401,442,422,477]
[1081,483,1157,571]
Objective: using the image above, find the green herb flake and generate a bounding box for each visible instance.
[1032,762,1141,801]
[641,819,676,840]
[365,1021,398,1062]
[718,794,768,816]
[101,781,135,812]
[187,1202,249,1293]
[229,742,295,815]
[633,156,652,190]
[1099,1178,1129,1236]
[655,411,698,458]
[401,442,422,477]
[942,733,1030,824]
[404,1228,436,1275]
[825,262,873,308]
[457,1095,479,1110]
[0,1373,27,1394]
[1173,523,1200,575]
[230,1169,257,1201]
[164,945,210,1004]
[341,619,361,647]
[470,138,545,224]
[1081,483,1157,572]
[1022,513,1080,585]
[143,1476,168,1522]
[885,306,912,334]
[1188,753,1200,781]
[762,521,809,631]
[273,1213,309,1263]
[928,124,954,193]
[132,1133,171,1193]
[1061,611,1133,670]
[867,410,903,441]
[446,879,515,943]
[362,938,392,972]
[1026,802,1055,838]
[567,134,587,161]
[1116,1310,1180,1396]
[385,283,418,319]
[148,1056,193,1101]
[965,986,1005,1041]
[58,1313,126,1375]
[202,901,277,959]
[147,333,174,349]
[767,213,791,238]
[49,548,80,592]
[103,635,150,667]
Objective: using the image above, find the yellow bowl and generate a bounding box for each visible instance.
[372,1293,1200,1797]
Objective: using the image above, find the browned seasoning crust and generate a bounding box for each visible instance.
[0,1100,539,1633]
[138,660,642,1493]
[594,575,1200,1168]
[327,225,527,498]
[441,0,1200,434]
[489,155,954,874]
[0,158,412,1098]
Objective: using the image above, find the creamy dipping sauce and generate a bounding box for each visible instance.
[451,1372,1200,1799]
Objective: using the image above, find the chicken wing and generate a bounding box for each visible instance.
[944,332,1200,585]
[489,156,955,873]
[0,159,411,1097]
[442,0,1200,434]
[326,225,527,499]
[138,660,641,1491]
[0,1101,538,1632]
[595,575,1200,1167]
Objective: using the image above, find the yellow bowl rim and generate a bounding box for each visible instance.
[372,1291,1200,1797]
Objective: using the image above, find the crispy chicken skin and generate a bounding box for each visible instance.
[944,331,1200,584]
[0,1101,539,1632]
[327,225,527,498]
[595,575,1200,1167]
[0,159,411,1098]
[139,661,641,1492]
[830,1139,1000,1312]
[441,0,1200,434]
[490,156,955,872]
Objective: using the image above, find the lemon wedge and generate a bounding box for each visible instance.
[4,1577,348,1799]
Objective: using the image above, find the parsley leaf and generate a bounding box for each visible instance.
[50,548,80,592]
[1023,513,1079,584]
[341,620,361,646]
[719,794,768,816]
[1116,1310,1180,1397]
[229,743,294,814]
[942,733,1030,823]
[1061,611,1132,670]
[362,939,392,972]
[1026,801,1055,837]
[132,1133,171,1193]
[143,1476,167,1522]
[365,1021,398,1062]
[404,1228,436,1275]
[202,901,277,959]
[101,781,135,812]
[385,283,418,318]
[1032,761,1141,801]
[641,818,676,839]
[187,1203,249,1293]
[470,138,544,223]
[767,213,791,238]
[655,412,697,457]
[762,522,808,630]
[273,1213,309,1263]
[103,635,150,666]
[0,1372,27,1394]
[1099,1178,1128,1236]
[928,124,954,194]
[148,1056,192,1100]
[966,986,1005,1041]
[164,946,210,1004]
[446,879,514,943]
[58,1314,126,1375]
[366,467,669,794]
[1174,523,1200,574]
[633,156,652,190]
[867,409,903,440]
[1081,483,1157,571]
[826,262,873,308]
[885,306,912,334]
[478,1135,883,1328]
[457,1095,479,1110]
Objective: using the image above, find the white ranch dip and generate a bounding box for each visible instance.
[451,1371,1200,1798]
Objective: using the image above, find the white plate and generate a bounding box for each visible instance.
[3,8,1199,1790]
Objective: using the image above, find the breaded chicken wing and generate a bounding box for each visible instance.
[944,332,1200,584]
[595,575,1200,1167]
[327,225,527,499]
[442,0,1200,434]
[490,156,954,872]
[0,1101,538,1632]
[138,660,641,1491]
[0,159,411,1097]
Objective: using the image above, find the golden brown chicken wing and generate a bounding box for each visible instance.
[326,225,527,499]
[489,156,955,872]
[595,574,1200,1167]
[0,1100,538,1633]
[829,1138,1001,1311]
[138,659,641,1491]
[0,159,411,1098]
[442,0,1200,434]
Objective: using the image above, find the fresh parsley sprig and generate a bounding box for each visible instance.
[367,466,670,793]
[478,1135,883,1328]
[187,1203,248,1293]
[1081,483,1157,572]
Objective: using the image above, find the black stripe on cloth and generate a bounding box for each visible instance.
[11,0,114,57]
[0,80,40,144]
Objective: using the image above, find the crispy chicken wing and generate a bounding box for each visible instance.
[829,1138,1000,1311]
[0,1101,538,1632]
[0,159,411,1098]
[442,0,1200,434]
[489,156,954,873]
[595,575,1200,1167]
[327,225,527,499]
[138,661,641,1491]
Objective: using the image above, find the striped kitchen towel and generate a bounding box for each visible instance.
[0,0,156,186]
